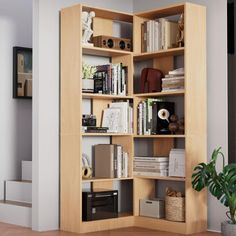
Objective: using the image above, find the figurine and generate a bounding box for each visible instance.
[82,11,95,45]
[168,114,179,134]
[176,13,184,47]
[178,117,185,134]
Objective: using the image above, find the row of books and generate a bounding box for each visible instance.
[162,68,185,92]
[133,148,185,177]
[141,18,178,53]
[137,100,174,135]
[94,144,129,178]
[94,63,128,95]
[102,100,133,133]
[133,156,169,177]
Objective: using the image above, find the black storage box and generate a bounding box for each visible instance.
[82,189,118,221]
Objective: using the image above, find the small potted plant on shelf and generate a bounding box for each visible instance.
[192,147,236,236]
[82,63,96,93]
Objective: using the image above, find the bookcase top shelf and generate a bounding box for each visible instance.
[135,3,185,19]
[83,46,132,57]
[134,90,185,98]
[82,4,133,22]
[133,47,184,61]
[82,93,133,100]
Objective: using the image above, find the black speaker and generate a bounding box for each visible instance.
[152,101,175,134]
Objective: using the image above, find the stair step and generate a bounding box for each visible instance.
[5,180,32,204]
[22,161,32,181]
[0,200,31,227]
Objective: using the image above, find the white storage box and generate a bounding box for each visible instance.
[140,199,165,218]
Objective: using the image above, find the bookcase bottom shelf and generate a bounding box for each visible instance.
[81,213,134,233]
[135,216,186,234]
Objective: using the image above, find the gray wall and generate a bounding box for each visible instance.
[32,0,133,231]
[133,0,228,232]
[0,0,32,199]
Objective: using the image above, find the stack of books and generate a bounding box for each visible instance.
[94,144,129,178]
[162,68,184,92]
[94,63,128,95]
[168,149,185,177]
[137,99,174,135]
[141,18,178,52]
[102,100,133,133]
[133,156,169,177]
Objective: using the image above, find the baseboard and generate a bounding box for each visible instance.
[207,229,221,233]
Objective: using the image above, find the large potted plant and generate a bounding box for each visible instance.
[192,147,236,236]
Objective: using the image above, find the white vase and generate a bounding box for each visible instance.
[82,79,94,92]
[221,221,236,236]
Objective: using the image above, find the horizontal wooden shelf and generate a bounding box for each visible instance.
[82,4,133,22]
[82,93,133,100]
[135,3,185,19]
[133,47,184,61]
[82,177,133,183]
[134,135,185,138]
[134,90,185,98]
[134,175,185,182]
[82,133,133,137]
[82,46,132,57]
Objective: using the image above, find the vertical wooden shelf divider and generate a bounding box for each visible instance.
[60,2,207,234]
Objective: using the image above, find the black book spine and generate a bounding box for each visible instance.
[152,101,158,135]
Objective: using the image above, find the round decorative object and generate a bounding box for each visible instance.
[158,108,170,121]
[221,221,236,236]
[169,114,179,134]
[82,167,92,179]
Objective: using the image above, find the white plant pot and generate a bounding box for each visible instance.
[221,221,236,236]
[82,79,94,92]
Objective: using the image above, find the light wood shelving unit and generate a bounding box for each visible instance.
[60,2,206,235]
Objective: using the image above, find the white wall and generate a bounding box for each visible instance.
[0,0,32,199]
[32,0,133,231]
[133,0,228,232]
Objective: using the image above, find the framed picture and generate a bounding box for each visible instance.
[13,47,32,99]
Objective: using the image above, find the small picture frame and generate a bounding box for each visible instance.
[13,47,32,99]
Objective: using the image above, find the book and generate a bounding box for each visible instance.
[84,127,108,133]
[94,144,115,178]
[164,21,178,50]
[110,101,129,133]
[102,108,121,133]
[133,170,168,177]
[168,149,185,177]
[134,156,169,162]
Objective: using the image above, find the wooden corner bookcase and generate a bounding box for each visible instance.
[60,2,206,235]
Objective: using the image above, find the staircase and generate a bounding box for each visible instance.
[0,161,32,227]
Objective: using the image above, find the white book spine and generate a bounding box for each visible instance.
[117,146,122,178]
[143,101,147,135]
[124,152,128,178]
[139,103,143,135]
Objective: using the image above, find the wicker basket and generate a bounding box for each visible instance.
[165,196,185,222]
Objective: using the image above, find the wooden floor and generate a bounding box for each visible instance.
[0,223,221,236]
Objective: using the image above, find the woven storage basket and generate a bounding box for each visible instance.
[165,196,185,222]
